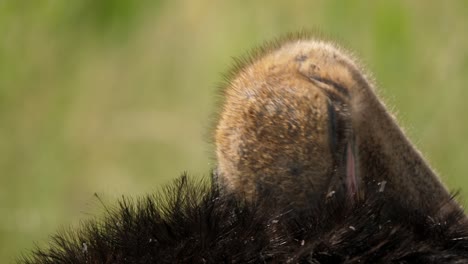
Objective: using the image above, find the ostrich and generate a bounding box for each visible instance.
[20,34,468,264]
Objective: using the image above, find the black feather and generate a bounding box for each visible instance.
[19,173,468,264]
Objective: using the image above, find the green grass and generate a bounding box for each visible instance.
[1,0,468,262]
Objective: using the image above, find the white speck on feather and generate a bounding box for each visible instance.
[326,190,336,198]
[349,226,356,231]
[82,242,88,253]
[378,181,387,192]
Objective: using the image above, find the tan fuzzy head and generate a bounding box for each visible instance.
[214,33,461,216]
[215,35,361,205]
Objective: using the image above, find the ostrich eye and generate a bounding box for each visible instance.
[308,75,350,100]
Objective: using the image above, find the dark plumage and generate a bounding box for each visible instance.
[19,174,468,264]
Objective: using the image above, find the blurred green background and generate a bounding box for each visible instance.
[1,0,468,262]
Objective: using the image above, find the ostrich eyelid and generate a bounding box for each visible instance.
[309,76,350,98]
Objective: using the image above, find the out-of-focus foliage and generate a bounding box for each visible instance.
[1,0,467,262]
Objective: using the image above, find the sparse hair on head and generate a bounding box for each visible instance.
[215,32,464,217]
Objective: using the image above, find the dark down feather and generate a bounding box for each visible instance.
[19,174,468,264]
